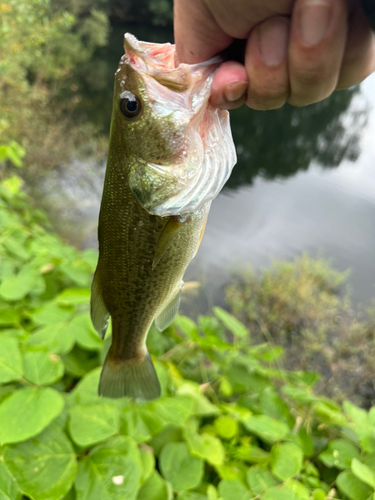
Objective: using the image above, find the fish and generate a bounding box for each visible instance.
[90,33,236,400]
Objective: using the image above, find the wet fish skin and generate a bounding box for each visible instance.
[90,35,229,400]
[93,139,209,398]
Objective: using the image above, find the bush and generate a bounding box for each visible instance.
[0,0,109,177]
[225,257,375,409]
[2,177,375,500]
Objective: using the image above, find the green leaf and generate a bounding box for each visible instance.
[29,323,75,355]
[184,427,225,466]
[243,415,289,444]
[23,347,64,385]
[4,423,77,500]
[218,479,252,500]
[344,401,375,453]
[214,416,238,439]
[247,466,278,495]
[140,446,155,483]
[137,471,171,500]
[3,237,29,261]
[150,397,195,427]
[75,436,142,500]
[70,313,102,351]
[213,307,248,338]
[319,439,360,470]
[262,486,299,500]
[159,442,204,491]
[0,269,41,301]
[0,456,20,500]
[0,309,19,326]
[56,289,90,305]
[32,302,74,326]
[68,367,102,405]
[177,493,207,500]
[174,315,199,339]
[68,404,120,447]
[149,426,183,456]
[314,400,346,426]
[120,406,162,443]
[0,337,23,384]
[62,346,99,378]
[270,443,304,480]
[0,387,64,445]
[235,444,270,465]
[176,384,220,416]
[207,485,218,500]
[283,480,309,500]
[351,458,375,488]
[336,470,374,500]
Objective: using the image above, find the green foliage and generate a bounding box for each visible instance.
[3,179,375,500]
[225,256,375,408]
[0,0,109,176]
[0,142,25,169]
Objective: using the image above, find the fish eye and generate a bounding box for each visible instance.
[120,92,142,119]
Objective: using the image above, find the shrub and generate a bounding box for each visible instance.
[225,257,375,408]
[0,0,109,176]
[1,177,375,500]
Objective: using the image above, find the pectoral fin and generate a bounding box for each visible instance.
[192,216,208,258]
[155,284,183,332]
[153,217,188,270]
[90,271,110,339]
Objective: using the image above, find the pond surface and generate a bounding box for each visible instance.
[36,24,375,310]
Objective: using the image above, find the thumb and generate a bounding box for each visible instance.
[174,0,234,64]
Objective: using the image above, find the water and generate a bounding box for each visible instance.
[35,25,375,309]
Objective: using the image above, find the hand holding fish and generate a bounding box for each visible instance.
[174,0,375,110]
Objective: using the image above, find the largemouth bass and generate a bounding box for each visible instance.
[91,34,236,400]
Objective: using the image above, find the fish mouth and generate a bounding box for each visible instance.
[122,34,237,217]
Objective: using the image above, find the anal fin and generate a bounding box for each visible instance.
[155,284,183,332]
[90,270,110,339]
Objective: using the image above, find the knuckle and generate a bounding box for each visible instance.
[246,94,287,111]
[290,65,336,106]
[247,85,288,110]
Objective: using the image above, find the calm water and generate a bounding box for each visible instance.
[36,25,375,309]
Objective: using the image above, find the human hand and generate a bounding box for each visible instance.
[174,0,375,110]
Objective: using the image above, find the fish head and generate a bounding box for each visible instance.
[111,33,236,216]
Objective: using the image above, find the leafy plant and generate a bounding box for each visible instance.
[0,0,109,177]
[2,177,375,500]
[225,257,375,408]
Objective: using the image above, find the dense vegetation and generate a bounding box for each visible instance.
[226,257,375,409]
[2,177,375,500]
[0,0,172,179]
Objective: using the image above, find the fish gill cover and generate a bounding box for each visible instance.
[120,33,237,216]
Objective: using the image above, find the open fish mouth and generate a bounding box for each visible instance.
[123,33,237,217]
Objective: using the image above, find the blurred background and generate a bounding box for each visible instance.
[2,0,375,404]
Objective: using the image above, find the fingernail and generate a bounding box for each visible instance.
[224,81,248,102]
[300,0,332,46]
[259,18,289,67]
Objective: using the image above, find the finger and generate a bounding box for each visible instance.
[174,0,233,64]
[210,61,248,109]
[336,3,375,89]
[244,16,290,110]
[288,0,347,107]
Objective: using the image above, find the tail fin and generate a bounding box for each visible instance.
[99,351,161,401]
